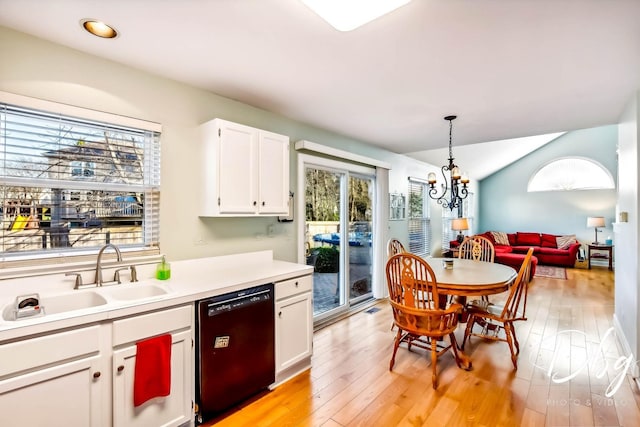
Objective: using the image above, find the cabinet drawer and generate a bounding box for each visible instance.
[276,275,312,300]
[112,305,192,347]
[0,325,101,377]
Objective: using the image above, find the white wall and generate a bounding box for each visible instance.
[0,26,441,264]
[614,91,639,377]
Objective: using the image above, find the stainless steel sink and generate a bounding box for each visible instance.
[104,284,168,300]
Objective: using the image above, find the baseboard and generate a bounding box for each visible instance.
[271,357,311,389]
[313,297,382,332]
[612,314,639,386]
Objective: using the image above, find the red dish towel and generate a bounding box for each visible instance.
[133,334,172,407]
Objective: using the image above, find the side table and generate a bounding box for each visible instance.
[588,244,613,270]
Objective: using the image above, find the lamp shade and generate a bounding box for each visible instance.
[451,218,469,231]
[587,216,605,228]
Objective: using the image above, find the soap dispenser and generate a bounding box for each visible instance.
[156,255,171,280]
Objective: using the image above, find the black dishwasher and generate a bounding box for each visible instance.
[195,283,275,424]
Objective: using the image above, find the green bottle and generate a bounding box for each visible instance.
[156,255,171,280]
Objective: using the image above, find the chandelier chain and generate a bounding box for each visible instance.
[448,117,454,161]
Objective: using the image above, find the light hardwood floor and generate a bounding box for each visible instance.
[206,266,640,426]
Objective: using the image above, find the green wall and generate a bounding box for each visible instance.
[479,125,618,244]
[0,25,435,263]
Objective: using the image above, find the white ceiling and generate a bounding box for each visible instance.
[408,132,565,180]
[0,0,638,177]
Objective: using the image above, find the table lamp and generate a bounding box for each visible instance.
[451,218,469,243]
[587,216,605,244]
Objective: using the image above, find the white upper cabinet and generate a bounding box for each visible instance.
[258,130,290,214]
[200,119,290,216]
[215,120,256,214]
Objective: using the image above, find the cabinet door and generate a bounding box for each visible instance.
[0,355,104,426]
[218,120,257,214]
[258,131,289,214]
[275,291,313,372]
[112,330,193,427]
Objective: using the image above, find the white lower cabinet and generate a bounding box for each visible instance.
[0,325,106,426]
[111,305,193,427]
[274,274,313,385]
[112,329,192,427]
[0,304,194,427]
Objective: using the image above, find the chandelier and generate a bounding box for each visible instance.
[427,115,469,211]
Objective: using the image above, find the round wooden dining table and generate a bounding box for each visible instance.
[423,257,518,297]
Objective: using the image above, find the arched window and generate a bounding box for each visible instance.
[528,157,615,192]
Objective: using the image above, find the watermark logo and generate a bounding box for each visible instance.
[529,327,637,398]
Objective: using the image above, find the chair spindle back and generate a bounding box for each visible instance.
[386,253,440,310]
[387,238,407,257]
[500,247,534,321]
[458,235,495,263]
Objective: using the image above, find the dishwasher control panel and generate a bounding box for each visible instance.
[206,285,272,317]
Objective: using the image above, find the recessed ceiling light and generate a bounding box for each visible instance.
[301,0,411,32]
[81,19,118,39]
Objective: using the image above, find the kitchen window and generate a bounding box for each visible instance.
[0,92,161,262]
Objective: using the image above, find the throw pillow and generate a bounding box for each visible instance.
[556,235,577,250]
[491,231,510,246]
[480,231,496,244]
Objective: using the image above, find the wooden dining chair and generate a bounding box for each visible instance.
[457,235,495,263]
[387,238,408,330]
[386,253,471,389]
[458,235,496,303]
[387,238,407,257]
[461,247,534,369]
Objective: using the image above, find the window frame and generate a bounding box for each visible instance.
[528,156,615,192]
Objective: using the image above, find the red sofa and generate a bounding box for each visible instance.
[450,231,581,275]
[478,231,580,268]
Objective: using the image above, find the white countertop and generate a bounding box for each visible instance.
[0,250,313,342]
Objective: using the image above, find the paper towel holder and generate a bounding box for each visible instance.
[278,191,294,222]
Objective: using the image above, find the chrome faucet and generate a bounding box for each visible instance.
[94,243,122,286]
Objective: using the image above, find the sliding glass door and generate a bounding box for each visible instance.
[347,175,373,305]
[303,159,375,322]
[305,167,344,317]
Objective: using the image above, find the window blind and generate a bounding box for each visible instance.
[0,102,160,257]
[407,178,431,256]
